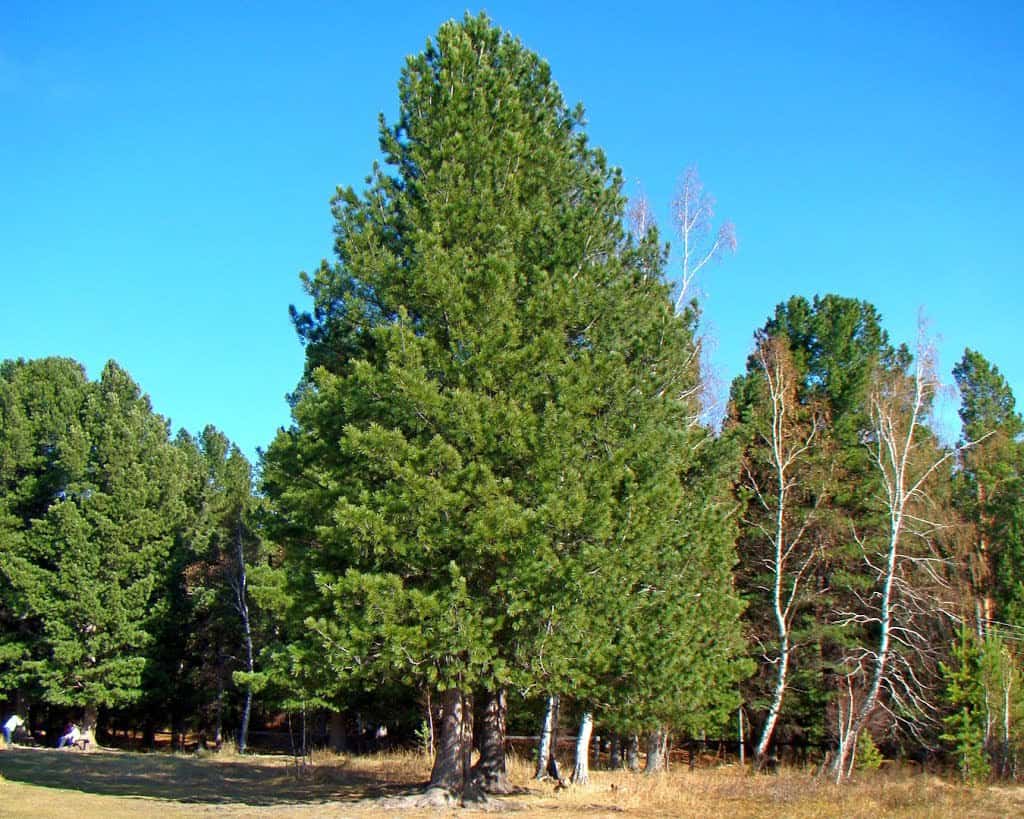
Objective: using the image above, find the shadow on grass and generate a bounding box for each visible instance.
[0,747,422,806]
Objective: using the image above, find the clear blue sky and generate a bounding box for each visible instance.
[2,1,1021,459]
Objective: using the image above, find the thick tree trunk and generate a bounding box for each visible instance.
[645,728,666,774]
[626,734,640,771]
[428,688,473,795]
[572,711,594,784]
[609,734,623,769]
[81,705,98,744]
[328,712,347,753]
[471,689,512,793]
[534,694,560,780]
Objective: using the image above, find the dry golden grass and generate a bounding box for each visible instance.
[2,745,1024,817]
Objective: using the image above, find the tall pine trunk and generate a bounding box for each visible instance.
[572,711,594,784]
[471,689,511,793]
[645,728,667,774]
[626,734,640,771]
[328,712,347,753]
[428,688,473,795]
[608,734,623,769]
[82,704,98,745]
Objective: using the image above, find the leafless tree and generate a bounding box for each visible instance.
[627,168,737,427]
[828,319,980,781]
[627,188,656,240]
[228,519,255,753]
[742,334,826,766]
[671,166,736,314]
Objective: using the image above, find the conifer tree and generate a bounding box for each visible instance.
[0,359,186,738]
[953,350,1024,628]
[264,13,747,798]
[0,358,91,699]
[157,425,263,749]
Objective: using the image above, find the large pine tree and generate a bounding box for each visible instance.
[263,13,746,798]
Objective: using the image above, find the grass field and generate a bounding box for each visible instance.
[3,744,1024,817]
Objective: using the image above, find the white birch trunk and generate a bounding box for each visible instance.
[535,694,559,780]
[234,520,255,753]
[747,336,822,766]
[828,324,971,781]
[571,711,593,784]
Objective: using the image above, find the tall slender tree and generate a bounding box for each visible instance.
[953,350,1024,629]
[731,295,895,760]
[730,333,827,767]
[828,323,967,780]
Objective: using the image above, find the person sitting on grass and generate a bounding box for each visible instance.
[57,721,80,749]
[3,713,25,745]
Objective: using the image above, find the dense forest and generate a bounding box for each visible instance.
[2,14,1022,797]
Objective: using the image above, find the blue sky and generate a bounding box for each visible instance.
[2,1,1021,459]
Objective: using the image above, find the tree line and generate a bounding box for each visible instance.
[2,13,1022,798]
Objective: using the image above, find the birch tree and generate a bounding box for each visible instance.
[671,166,736,314]
[732,295,893,762]
[828,322,971,780]
[571,710,594,784]
[733,334,827,766]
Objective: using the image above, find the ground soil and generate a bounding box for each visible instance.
[2,744,1024,817]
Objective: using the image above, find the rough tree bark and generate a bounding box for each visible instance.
[645,728,667,774]
[471,689,512,793]
[626,734,640,771]
[608,734,623,769]
[82,704,98,746]
[427,688,474,797]
[572,711,594,784]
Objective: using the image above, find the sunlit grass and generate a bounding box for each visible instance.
[1,745,1023,817]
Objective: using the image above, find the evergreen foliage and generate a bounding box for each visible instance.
[953,350,1024,627]
[262,13,748,785]
[0,360,187,717]
[941,628,992,783]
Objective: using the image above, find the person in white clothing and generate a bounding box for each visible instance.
[57,721,81,749]
[3,714,25,745]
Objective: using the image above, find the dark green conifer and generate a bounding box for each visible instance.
[264,13,748,796]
